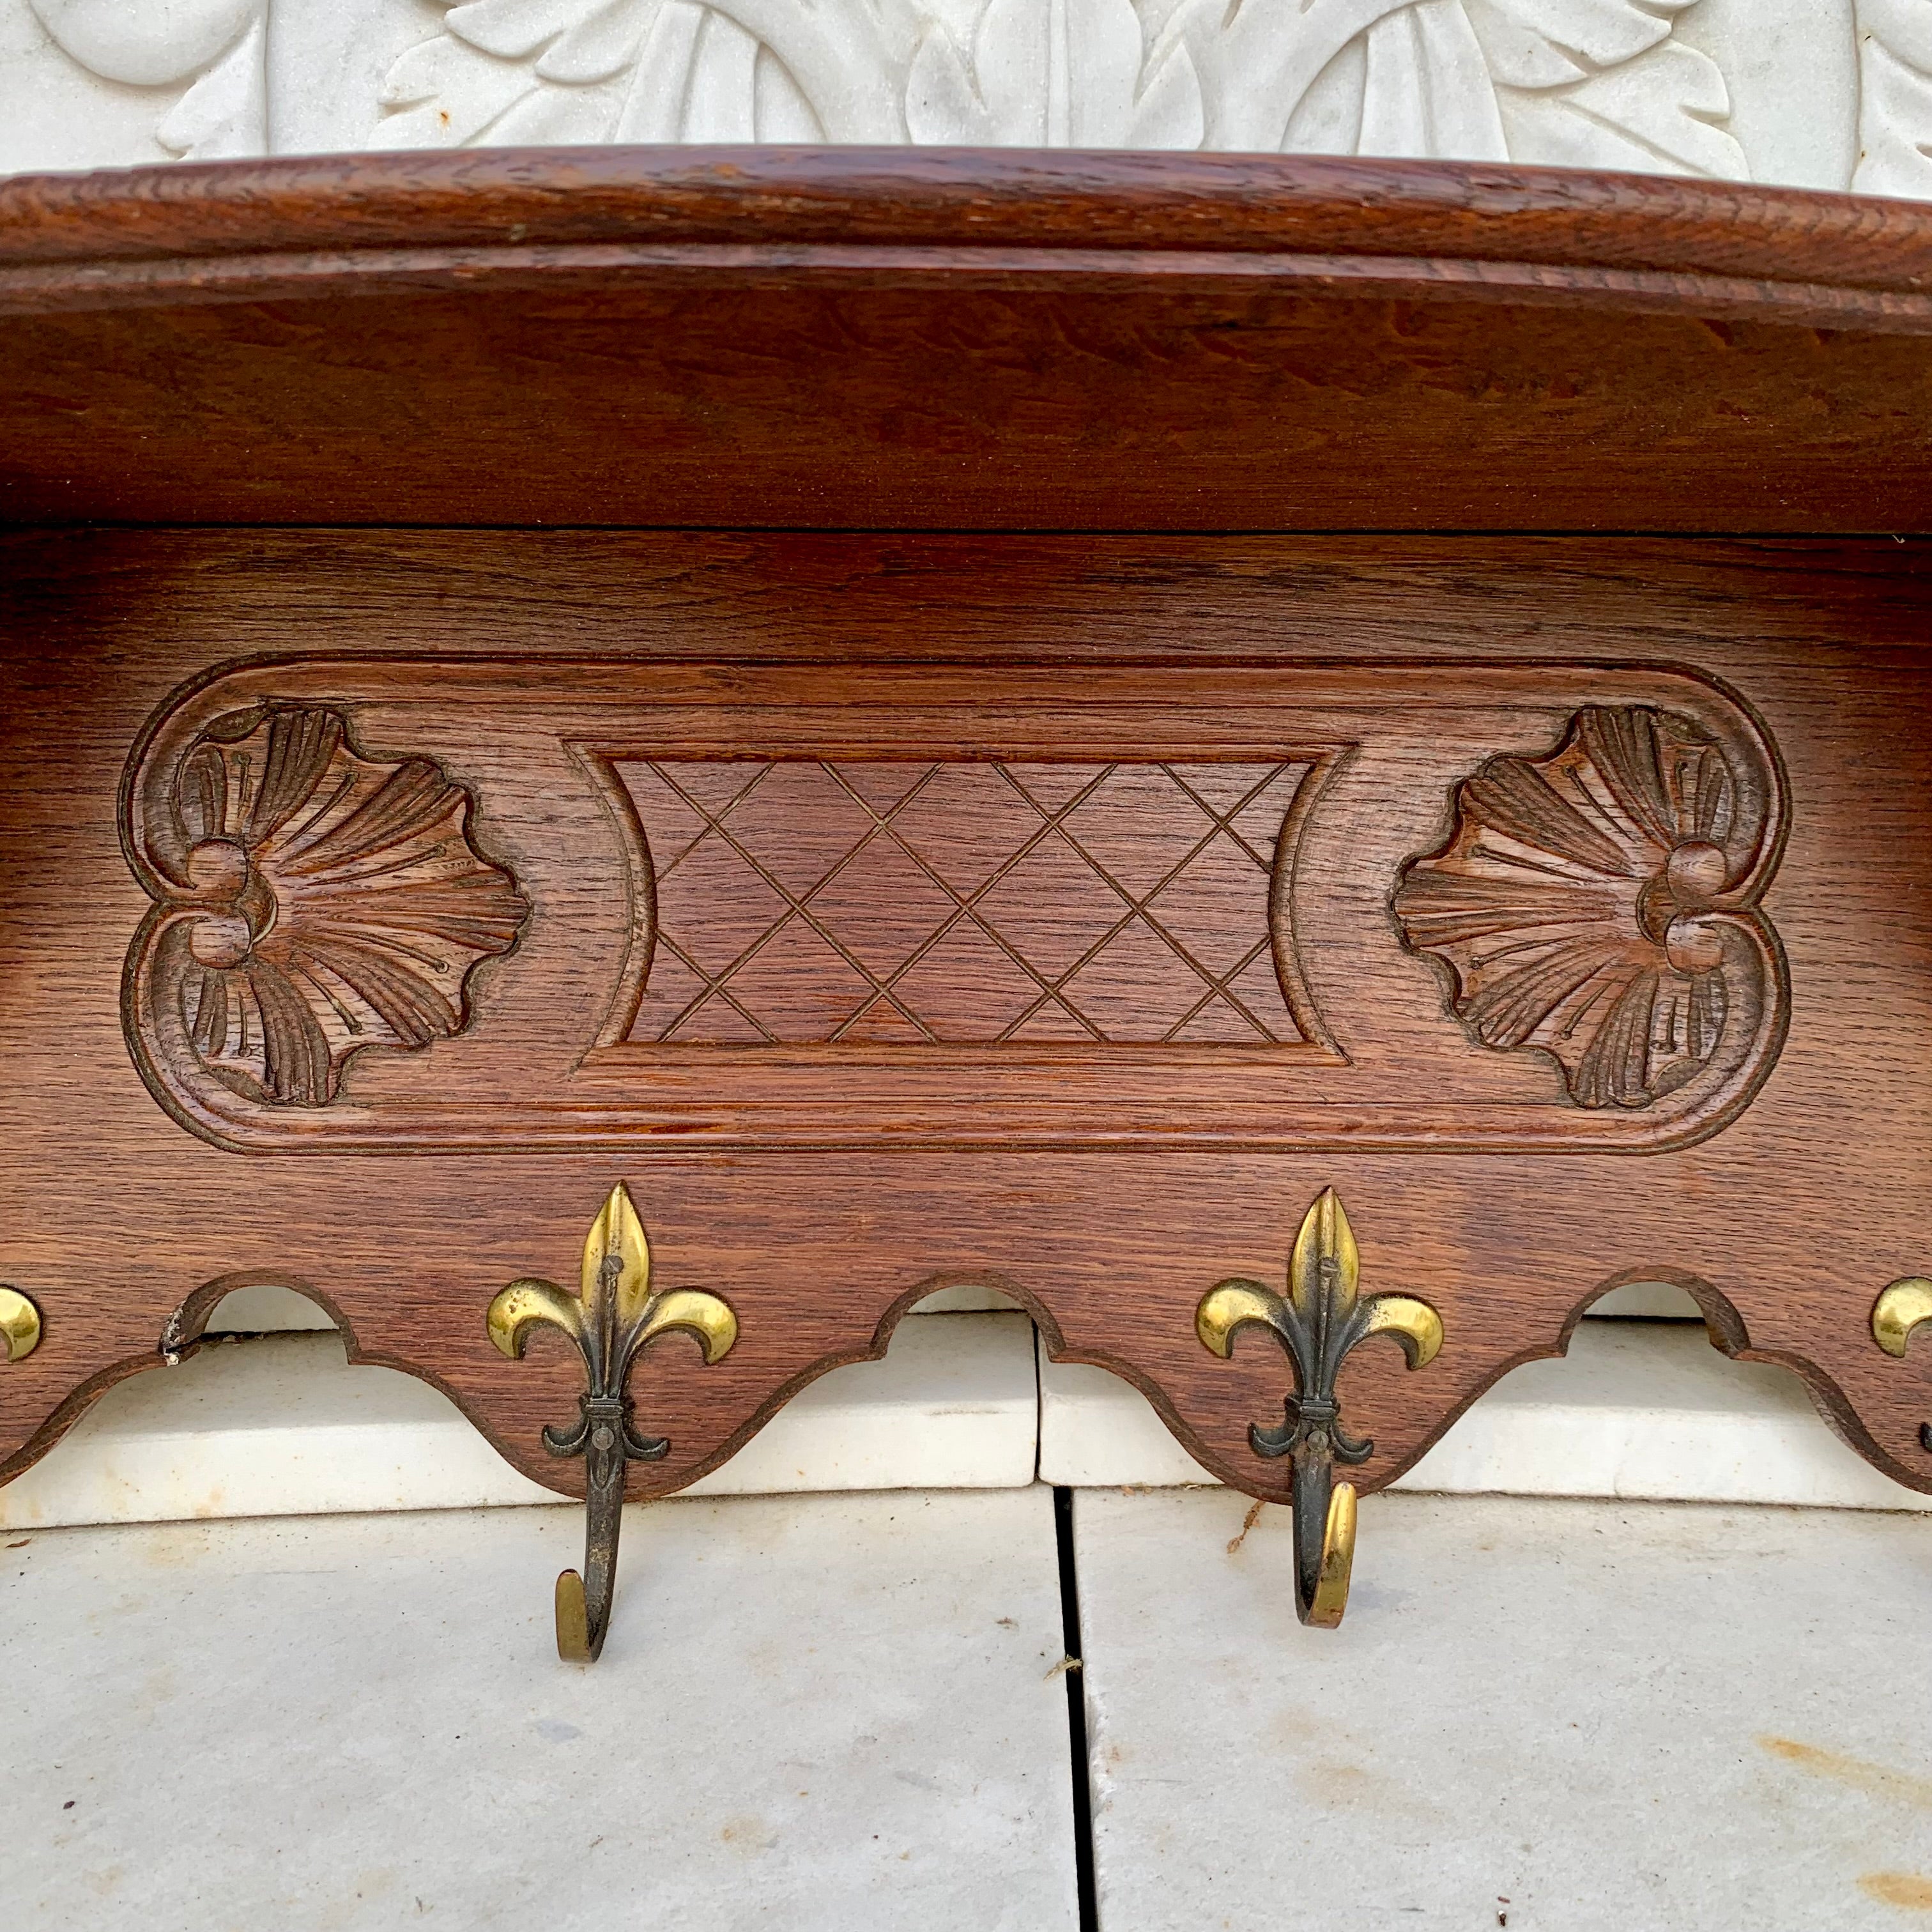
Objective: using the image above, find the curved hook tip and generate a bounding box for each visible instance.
[1303,1482,1357,1630]
[555,1568,597,1664]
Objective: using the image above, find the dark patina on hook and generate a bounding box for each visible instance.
[489,1183,738,1661]
[1197,1188,1441,1628]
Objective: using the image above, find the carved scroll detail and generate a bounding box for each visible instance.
[126,704,529,1108]
[1393,704,1785,1111]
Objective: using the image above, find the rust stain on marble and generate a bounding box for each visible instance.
[1860,1873,1932,1911]
[1757,1736,1932,1810]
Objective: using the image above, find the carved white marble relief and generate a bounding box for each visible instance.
[1857,0,1932,196]
[369,0,1742,162]
[13,0,267,163]
[0,0,1925,202]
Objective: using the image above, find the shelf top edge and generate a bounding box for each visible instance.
[2,149,1929,317]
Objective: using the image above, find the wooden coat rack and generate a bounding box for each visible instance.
[2,149,1929,1653]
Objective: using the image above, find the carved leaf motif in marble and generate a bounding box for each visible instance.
[374,0,893,145]
[1222,0,1743,175]
[28,0,266,159]
[1464,0,1742,176]
[906,0,1203,148]
[372,0,1738,168]
[20,0,1932,200]
[1854,0,1932,197]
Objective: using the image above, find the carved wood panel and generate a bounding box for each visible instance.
[2,528,1928,1531]
[116,659,1784,1154]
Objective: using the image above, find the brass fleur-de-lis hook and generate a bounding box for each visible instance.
[487,1184,738,1662]
[1195,1189,1441,1629]
[1872,1278,1932,1453]
[0,1287,41,1363]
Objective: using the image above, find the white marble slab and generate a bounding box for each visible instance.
[0,1310,1039,1529]
[1039,1319,1932,1512]
[3,0,1929,203]
[1073,1487,1932,1932]
[3,1489,1078,1931]
[1584,1280,1703,1319]
[18,1298,1929,1528]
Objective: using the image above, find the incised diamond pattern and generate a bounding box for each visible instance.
[618,760,1317,1046]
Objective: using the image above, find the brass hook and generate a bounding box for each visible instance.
[0,1287,41,1363]
[1873,1278,1932,1454]
[488,1184,738,1662]
[1196,1188,1441,1628]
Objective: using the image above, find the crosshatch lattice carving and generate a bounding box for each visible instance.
[615,759,1327,1046]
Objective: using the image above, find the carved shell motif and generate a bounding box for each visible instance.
[1393,705,1778,1110]
[156,706,528,1106]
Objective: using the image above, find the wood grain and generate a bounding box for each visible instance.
[3,528,1929,1510]
[6,152,1932,528]
[112,659,1777,1154]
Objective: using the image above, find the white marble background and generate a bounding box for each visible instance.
[0,0,1924,196]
